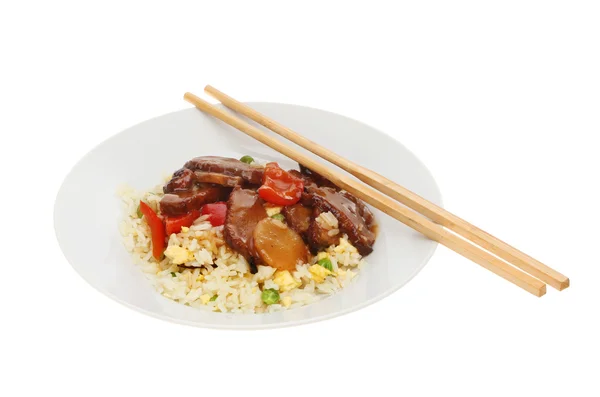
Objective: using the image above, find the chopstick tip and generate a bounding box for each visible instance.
[528,283,547,297]
[183,92,198,104]
[537,284,547,297]
[558,278,570,291]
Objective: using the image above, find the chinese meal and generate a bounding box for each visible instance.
[119,155,377,313]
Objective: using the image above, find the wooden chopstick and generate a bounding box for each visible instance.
[203,85,569,291]
[184,92,546,297]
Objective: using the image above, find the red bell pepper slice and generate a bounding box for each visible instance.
[139,201,166,260]
[258,162,304,206]
[201,202,227,226]
[164,210,201,236]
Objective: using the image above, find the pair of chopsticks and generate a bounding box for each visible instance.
[184,86,569,297]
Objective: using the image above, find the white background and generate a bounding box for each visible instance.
[1,1,599,396]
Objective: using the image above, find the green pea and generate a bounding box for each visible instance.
[210,295,218,302]
[240,155,254,164]
[271,213,285,222]
[170,272,177,277]
[261,288,280,305]
[317,258,333,271]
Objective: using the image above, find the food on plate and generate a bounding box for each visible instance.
[119,155,377,313]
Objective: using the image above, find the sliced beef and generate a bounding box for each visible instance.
[164,168,240,192]
[193,171,242,187]
[281,203,312,236]
[185,156,264,185]
[161,157,252,216]
[306,208,341,253]
[160,186,229,216]
[166,157,259,191]
[223,188,268,272]
[164,168,195,193]
[282,196,341,253]
[288,165,376,255]
[299,191,315,207]
[338,190,376,230]
[308,187,376,255]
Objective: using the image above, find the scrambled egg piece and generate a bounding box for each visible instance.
[281,296,292,307]
[309,264,332,283]
[317,252,329,260]
[180,226,190,233]
[265,206,283,216]
[273,270,301,292]
[200,294,212,304]
[164,245,192,264]
[196,274,205,282]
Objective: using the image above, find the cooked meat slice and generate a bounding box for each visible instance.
[160,185,229,216]
[160,194,189,215]
[161,158,249,216]
[165,167,243,192]
[193,171,242,187]
[164,168,195,193]
[252,218,309,272]
[223,188,268,265]
[185,156,264,185]
[306,209,341,254]
[299,191,314,207]
[281,203,312,236]
[338,190,376,230]
[309,187,376,255]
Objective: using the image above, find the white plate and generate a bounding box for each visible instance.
[54,103,442,329]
